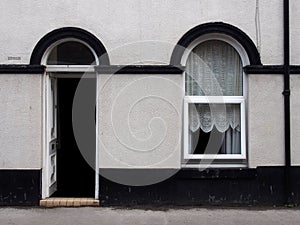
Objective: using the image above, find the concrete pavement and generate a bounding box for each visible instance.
[0,207,299,225]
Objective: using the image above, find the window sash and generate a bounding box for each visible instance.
[46,65,95,73]
[183,96,246,160]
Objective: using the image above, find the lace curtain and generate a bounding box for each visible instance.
[186,40,243,133]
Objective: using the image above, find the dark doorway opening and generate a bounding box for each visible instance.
[53,78,95,197]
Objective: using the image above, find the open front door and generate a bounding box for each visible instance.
[47,74,58,196]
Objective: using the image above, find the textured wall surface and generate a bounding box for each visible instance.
[0,75,42,169]
[291,75,300,166]
[248,75,285,168]
[0,0,282,65]
[98,74,183,168]
[0,0,298,169]
[291,0,300,64]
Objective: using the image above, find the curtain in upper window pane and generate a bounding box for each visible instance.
[186,40,243,134]
[186,40,243,96]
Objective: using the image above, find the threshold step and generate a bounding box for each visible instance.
[40,198,99,207]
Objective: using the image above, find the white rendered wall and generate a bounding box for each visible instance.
[0,74,42,169]
[0,0,293,169]
[248,75,285,168]
[290,75,300,166]
[98,74,183,168]
[0,0,282,65]
[290,0,300,65]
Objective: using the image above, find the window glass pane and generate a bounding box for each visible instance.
[47,41,95,65]
[189,127,241,155]
[188,103,241,154]
[186,40,243,96]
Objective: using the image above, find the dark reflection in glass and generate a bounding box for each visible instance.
[47,41,95,65]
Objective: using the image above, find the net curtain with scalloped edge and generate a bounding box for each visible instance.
[186,40,243,154]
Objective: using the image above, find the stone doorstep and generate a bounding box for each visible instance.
[40,198,99,207]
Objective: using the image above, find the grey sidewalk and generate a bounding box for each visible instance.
[1,207,300,225]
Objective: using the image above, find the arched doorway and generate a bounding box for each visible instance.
[43,39,97,198]
[31,28,109,201]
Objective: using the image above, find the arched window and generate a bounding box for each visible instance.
[47,41,96,65]
[43,39,98,66]
[183,35,248,161]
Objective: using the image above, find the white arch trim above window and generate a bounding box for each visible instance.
[42,38,99,73]
[180,33,250,67]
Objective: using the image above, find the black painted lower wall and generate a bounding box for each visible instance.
[99,167,300,206]
[1,167,299,206]
[0,170,41,206]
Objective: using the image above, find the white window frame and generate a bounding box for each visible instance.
[181,33,249,162]
[46,65,95,73]
[183,96,246,160]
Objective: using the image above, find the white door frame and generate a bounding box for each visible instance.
[41,66,99,199]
